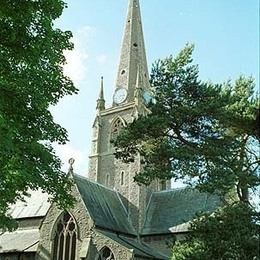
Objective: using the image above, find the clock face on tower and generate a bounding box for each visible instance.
[113,87,128,104]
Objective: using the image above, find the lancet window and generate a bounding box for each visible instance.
[106,173,110,186]
[121,171,125,185]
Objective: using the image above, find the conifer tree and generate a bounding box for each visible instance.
[115,44,259,258]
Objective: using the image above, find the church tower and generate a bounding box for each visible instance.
[88,0,168,231]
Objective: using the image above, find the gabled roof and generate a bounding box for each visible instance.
[73,174,136,235]
[0,229,39,253]
[98,230,168,260]
[142,187,220,235]
[9,189,50,219]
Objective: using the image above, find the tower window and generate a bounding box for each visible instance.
[133,42,138,47]
[106,173,110,186]
[97,246,115,260]
[120,171,125,185]
[110,117,125,143]
[52,211,77,260]
[158,180,166,190]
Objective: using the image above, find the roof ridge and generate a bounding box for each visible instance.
[152,186,189,194]
[73,173,119,193]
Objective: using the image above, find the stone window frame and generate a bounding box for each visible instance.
[52,211,77,260]
[110,116,125,147]
[96,246,115,260]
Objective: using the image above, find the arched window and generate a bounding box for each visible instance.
[110,117,125,143]
[52,211,77,260]
[97,246,115,260]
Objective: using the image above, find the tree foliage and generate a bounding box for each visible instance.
[171,202,259,260]
[0,0,78,230]
[115,44,259,203]
[115,44,259,258]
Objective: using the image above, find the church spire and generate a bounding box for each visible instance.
[88,1,166,232]
[113,0,150,106]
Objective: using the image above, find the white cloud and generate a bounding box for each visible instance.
[63,49,88,84]
[63,25,94,85]
[96,54,107,65]
[78,25,94,37]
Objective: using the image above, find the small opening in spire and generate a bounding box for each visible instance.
[133,43,138,47]
[121,69,126,75]
[120,171,125,185]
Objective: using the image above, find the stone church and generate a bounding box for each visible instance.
[0,0,219,259]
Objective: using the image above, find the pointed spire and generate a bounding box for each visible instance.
[96,76,105,111]
[99,76,104,100]
[114,0,150,105]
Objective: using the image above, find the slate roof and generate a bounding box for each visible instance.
[98,230,168,259]
[142,187,220,235]
[0,174,220,257]
[73,174,136,235]
[0,190,49,253]
[0,229,39,253]
[9,189,50,219]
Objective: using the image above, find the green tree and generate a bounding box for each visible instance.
[115,44,259,258]
[171,203,259,260]
[115,44,259,203]
[0,0,78,230]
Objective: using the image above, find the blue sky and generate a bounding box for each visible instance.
[52,0,259,175]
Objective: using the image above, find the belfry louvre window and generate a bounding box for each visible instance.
[111,117,124,142]
[53,211,77,260]
[98,246,115,260]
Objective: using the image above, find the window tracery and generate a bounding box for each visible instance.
[52,211,77,260]
[98,246,115,260]
[110,117,125,142]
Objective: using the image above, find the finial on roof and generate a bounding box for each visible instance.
[68,158,75,172]
[99,76,104,99]
[96,76,105,111]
